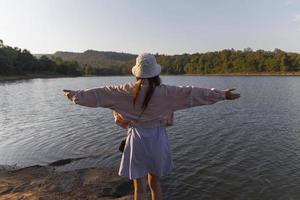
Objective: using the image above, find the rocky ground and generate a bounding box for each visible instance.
[0,162,133,200]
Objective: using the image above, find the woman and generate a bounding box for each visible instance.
[63,53,240,200]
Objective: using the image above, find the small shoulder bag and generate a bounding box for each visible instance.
[118,107,146,152]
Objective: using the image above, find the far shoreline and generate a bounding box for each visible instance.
[1,72,300,82]
[184,72,300,76]
[0,74,88,82]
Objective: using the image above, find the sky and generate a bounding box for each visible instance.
[0,0,300,55]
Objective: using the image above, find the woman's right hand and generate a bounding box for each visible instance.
[63,89,77,102]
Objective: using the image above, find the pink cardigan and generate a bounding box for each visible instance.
[70,80,227,128]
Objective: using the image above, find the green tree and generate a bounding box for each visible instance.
[0,39,3,48]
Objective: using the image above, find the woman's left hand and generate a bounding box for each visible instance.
[224,88,240,100]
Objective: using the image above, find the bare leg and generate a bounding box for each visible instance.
[133,175,147,200]
[148,173,162,200]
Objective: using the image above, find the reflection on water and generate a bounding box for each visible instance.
[1,76,300,200]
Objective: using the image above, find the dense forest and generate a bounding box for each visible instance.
[0,40,81,76]
[156,48,300,74]
[1,39,300,77]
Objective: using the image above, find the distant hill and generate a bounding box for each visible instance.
[34,54,53,59]
[3,36,299,77]
[53,50,137,70]
[27,48,300,76]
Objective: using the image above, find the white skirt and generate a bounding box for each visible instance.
[118,125,174,180]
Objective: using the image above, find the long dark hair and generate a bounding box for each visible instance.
[132,75,161,110]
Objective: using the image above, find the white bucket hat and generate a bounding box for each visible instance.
[132,53,161,78]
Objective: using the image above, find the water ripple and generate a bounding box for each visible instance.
[1,76,300,200]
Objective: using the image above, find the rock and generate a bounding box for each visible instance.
[48,157,88,167]
[0,164,133,200]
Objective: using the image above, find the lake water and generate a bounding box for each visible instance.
[1,76,300,200]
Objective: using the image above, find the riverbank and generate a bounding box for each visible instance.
[0,161,133,200]
[1,71,300,82]
[0,74,77,82]
[185,72,300,76]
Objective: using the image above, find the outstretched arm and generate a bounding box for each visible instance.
[168,85,240,111]
[63,85,126,108]
[63,88,105,107]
